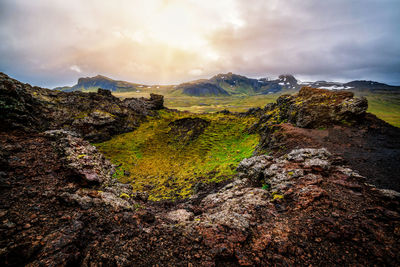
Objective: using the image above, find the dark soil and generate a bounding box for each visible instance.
[256,113,400,191]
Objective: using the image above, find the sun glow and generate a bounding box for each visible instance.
[1,0,247,84]
[146,3,203,50]
[111,0,228,82]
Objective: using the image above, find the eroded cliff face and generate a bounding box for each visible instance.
[0,73,164,142]
[0,74,399,266]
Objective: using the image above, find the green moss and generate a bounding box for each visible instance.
[74,111,89,119]
[340,119,352,126]
[93,109,115,118]
[133,203,142,210]
[262,184,270,190]
[119,193,130,199]
[94,110,259,201]
[74,109,115,120]
[272,192,284,200]
[273,194,284,200]
[112,168,124,179]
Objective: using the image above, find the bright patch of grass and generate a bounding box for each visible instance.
[364,94,400,128]
[94,110,259,201]
[113,92,279,113]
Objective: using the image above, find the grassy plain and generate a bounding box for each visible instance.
[114,91,280,113]
[361,93,400,128]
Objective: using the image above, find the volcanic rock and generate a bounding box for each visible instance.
[0,72,164,142]
[166,209,194,223]
[253,86,368,130]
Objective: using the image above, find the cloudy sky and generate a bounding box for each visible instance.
[1,0,399,87]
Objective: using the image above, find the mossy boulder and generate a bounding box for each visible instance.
[253,86,368,132]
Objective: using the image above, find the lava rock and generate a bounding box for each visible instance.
[166,209,194,223]
[0,72,165,142]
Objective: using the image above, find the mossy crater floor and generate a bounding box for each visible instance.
[94,110,259,200]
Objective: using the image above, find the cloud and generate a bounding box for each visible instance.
[188,69,203,76]
[0,0,399,87]
[70,65,81,73]
[206,0,400,83]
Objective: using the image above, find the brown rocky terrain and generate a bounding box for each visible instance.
[251,87,400,192]
[0,73,164,142]
[0,73,399,266]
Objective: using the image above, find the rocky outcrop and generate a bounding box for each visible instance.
[166,209,194,223]
[122,93,164,113]
[248,87,400,191]
[45,130,114,185]
[0,72,164,142]
[43,130,141,212]
[252,118,400,192]
[195,148,340,234]
[252,86,368,130]
[174,148,399,265]
[238,148,340,190]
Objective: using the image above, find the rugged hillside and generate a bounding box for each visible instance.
[249,87,400,191]
[175,73,299,96]
[0,72,164,142]
[344,80,400,91]
[175,81,230,96]
[1,74,400,266]
[55,75,150,93]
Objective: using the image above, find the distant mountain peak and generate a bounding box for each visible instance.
[278,74,298,83]
[93,74,110,79]
[78,74,111,83]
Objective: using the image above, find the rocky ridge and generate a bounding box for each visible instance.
[0,72,164,142]
[251,86,368,130]
[246,86,400,192]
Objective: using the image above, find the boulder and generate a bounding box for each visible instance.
[166,209,194,223]
[253,86,368,130]
[148,93,164,110]
[237,148,334,192]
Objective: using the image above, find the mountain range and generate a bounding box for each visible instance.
[55,73,400,96]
